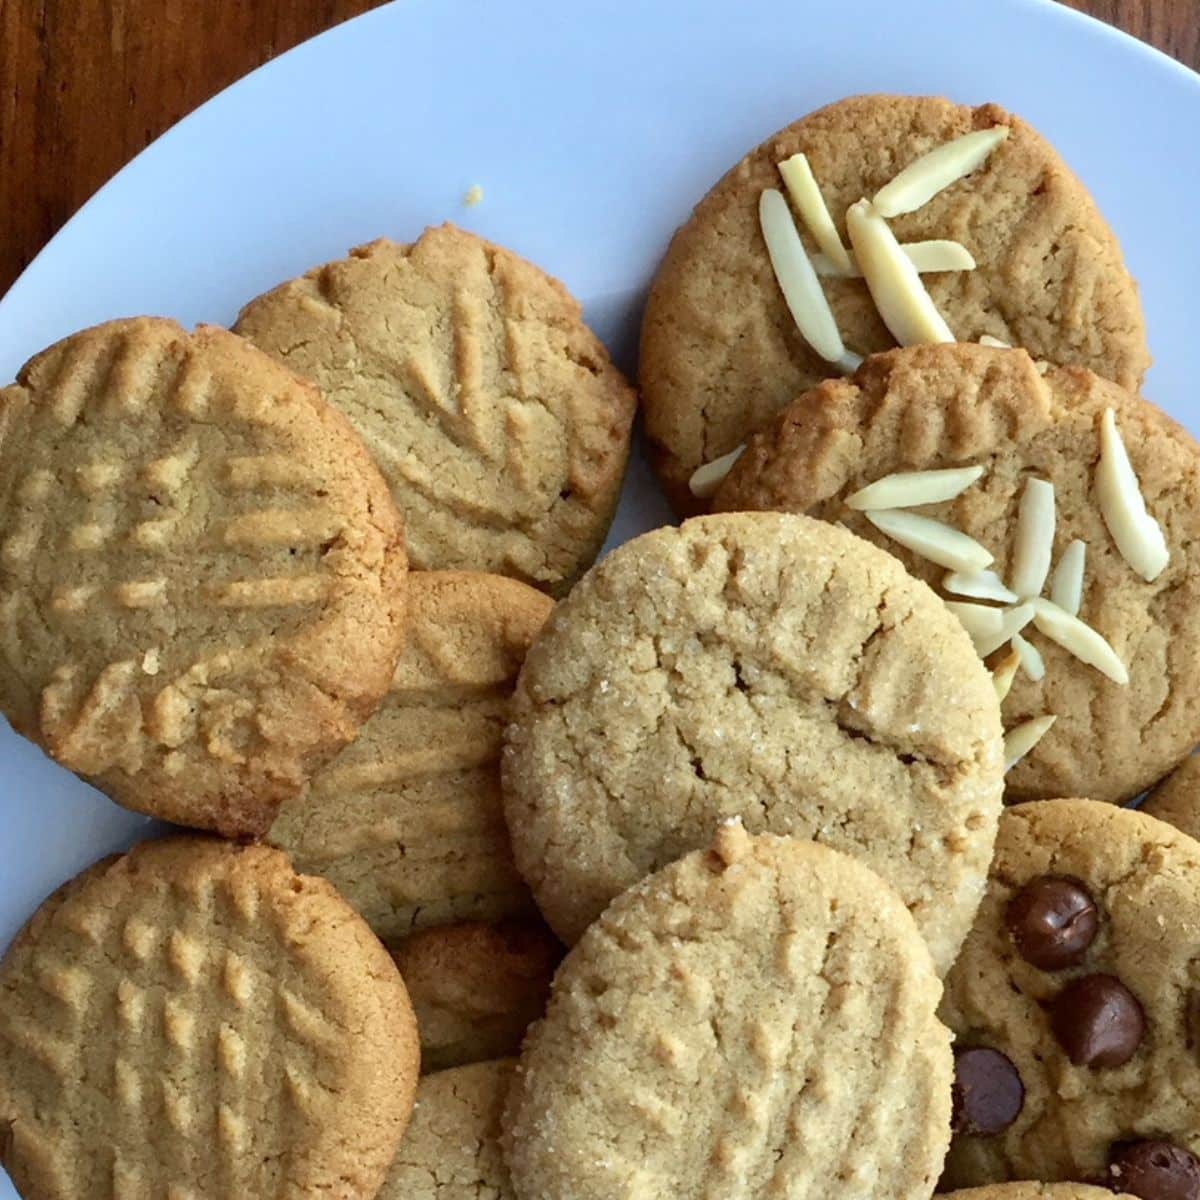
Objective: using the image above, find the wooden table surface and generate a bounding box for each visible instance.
[1,0,1196,297]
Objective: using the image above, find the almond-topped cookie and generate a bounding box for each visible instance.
[715,343,1200,805]
[640,94,1148,513]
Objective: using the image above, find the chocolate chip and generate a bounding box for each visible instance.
[1006,875,1099,970]
[1050,973,1145,1068]
[1109,1140,1200,1200]
[951,1046,1024,1135]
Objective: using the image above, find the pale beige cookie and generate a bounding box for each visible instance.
[389,918,561,1072]
[503,510,1003,972]
[503,826,953,1199]
[640,94,1149,513]
[0,838,419,1200]
[235,224,637,595]
[1143,756,1200,843]
[270,571,553,939]
[0,317,407,836]
[381,1060,515,1199]
[940,799,1200,1189]
[946,1189,1135,1199]
[715,343,1200,804]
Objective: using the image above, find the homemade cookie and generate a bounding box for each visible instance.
[716,343,1200,804]
[940,799,1200,1190]
[641,94,1148,513]
[382,1060,515,1199]
[235,224,637,595]
[945,1189,1135,1200]
[270,571,553,939]
[0,838,419,1199]
[0,317,407,836]
[504,825,953,1199]
[503,510,1003,971]
[390,918,560,1072]
[1143,756,1200,843]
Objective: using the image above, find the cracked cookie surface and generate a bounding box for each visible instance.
[502,510,1004,972]
[503,825,953,1200]
[0,317,407,836]
[640,94,1148,513]
[235,224,637,596]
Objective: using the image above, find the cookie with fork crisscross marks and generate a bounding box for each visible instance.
[0,317,408,836]
[234,223,637,596]
[0,837,420,1200]
[502,824,953,1200]
[268,570,553,939]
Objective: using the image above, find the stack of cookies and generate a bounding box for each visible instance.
[2,93,1200,1200]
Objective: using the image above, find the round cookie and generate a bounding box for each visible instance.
[389,918,561,1073]
[0,838,419,1200]
[381,1060,515,1199]
[939,799,1200,1189]
[503,825,953,1199]
[715,343,1200,805]
[269,570,554,939]
[1142,756,1200,843]
[946,1189,1134,1200]
[640,94,1149,513]
[0,317,407,836]
[235,224,637,595]
[502,510,1003,971]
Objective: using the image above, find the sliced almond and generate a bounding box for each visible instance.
[838,350,864,374]
[992,647,1021,702]
[978,334,1011,349]
[944,601,1005,645]
[1096,408,1170,582]
[845,200,955,347]
[846,465,983,510]
[1004,713,1056,772]
[864,509,993,573]
[1031,597,1129,685]
[777,153,854,275]
[688,444,747,499]
[759,188,846,363]
[1049,539,1086,616]
[943,569,1018,604]
[1009,477,1055,599]
[873,126,1011,218]
[812,239,976,278]
[975,603,1035,659]
[1012,632,1046,682]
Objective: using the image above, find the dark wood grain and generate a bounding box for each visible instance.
[1,0,1196,296]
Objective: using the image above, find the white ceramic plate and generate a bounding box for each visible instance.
[0,2,1198,1182]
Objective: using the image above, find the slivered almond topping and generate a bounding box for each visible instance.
[812,240,976,278]
[845,200,955,346]
[975,603,1035,659]
[864,509,993,573]
[1031,597,1129,685]
[944,601,1005,645]
[759,188,847,363]
[978,335,1011,349]
[688,444,747,500]
[1009,477,1055,598]
[992,648,1021,702]
[846,465,983,510]
[1096,407,1170,582]
[943,569,1018,604]
[1050,539,1086,616]
[1004,714,1056,772]
[1012,632,1046,682]
[777,153,854,275]
[837,350,864,374]
[873,126,1011,218]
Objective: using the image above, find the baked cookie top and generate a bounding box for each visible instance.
[940,799,1200,1190]
[235,224,637,596]
[502,510,1003,972]
[503,825,952,1200]
[640,94,1148,512]
[715,343,1200,804]
[0,838,419,1200]
[0,317,407,836]
[1142,756,1200,844]
[269,570,554,940]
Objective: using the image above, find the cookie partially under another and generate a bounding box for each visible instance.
[236,224,637,596]
[503,825,953,1199]
[0,839,419,1200]
[1143,755,1200,843]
